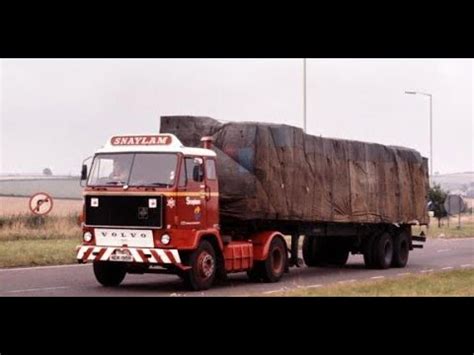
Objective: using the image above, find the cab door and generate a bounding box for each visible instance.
[176,156,206,228]
[203,158,218,230]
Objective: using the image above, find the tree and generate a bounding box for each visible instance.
[43,168,53,176]
[428,183,448,227]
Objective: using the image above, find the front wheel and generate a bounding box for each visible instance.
[93,261,127,287]
[182,240,217,291]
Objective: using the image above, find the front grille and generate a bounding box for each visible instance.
[85,195,163,228]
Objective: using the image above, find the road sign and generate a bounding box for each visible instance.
[29,192,54,216]
[444,194,465,215]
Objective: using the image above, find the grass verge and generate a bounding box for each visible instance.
[0,238,80,268]
[0,213,81,267]
[275,269,474,296]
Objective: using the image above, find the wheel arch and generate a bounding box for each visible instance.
[251,231,288,261]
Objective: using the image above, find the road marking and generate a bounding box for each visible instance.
[436,249,451,253]
[461,264,472,268]
[305,284,322,288]
[3,286,70,294]
[370,276,384,280]
[263,289,285,295]
[0,263,91,273]
[441,266,454,270]
[338,279,356,284]
[397,272,411,276]
[420,269,434,273]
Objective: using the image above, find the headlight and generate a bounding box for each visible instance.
[161,234,171,245]
[83,232,93,242]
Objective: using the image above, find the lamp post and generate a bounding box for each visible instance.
[303,58,307,133]
[405,91,433,177]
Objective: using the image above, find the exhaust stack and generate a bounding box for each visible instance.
[201,136,213,149]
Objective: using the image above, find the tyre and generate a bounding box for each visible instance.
[371,232,393,269]
[391,231,410,268]
[182,240,217,291]
[93,261,127,287]
[302,235,327,266]
[247,237,287,283]
[326,246,349,266]
[363,234,376,269]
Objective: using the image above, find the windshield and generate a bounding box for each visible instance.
[88,153,178,187]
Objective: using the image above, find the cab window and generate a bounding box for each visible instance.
[185,157,204,183]
[205,159,216,180]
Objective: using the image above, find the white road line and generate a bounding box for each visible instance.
[441,266,454,270]
[397,272,411,276]
[338,279,356,284]
[0,263,91,273]
[3,286,70,294]
[420,269,434,273]
[370,276,385,280]
[436,249,451,253]
[461,264,472,268]
[263,289,285,295]
[305,284,322,289]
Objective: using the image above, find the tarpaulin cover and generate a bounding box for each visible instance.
[160,116,429,225]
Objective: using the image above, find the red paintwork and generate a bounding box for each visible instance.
[250,231,286,261]
[80,146,283,274]
[223,241,253,272]
[81,153,223,251]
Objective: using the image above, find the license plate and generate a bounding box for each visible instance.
[110,252,133,262]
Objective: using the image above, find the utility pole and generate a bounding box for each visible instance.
[303,58,307,133]
[405,91,433,177]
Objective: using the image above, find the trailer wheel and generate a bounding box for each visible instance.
[391,231,410,268]
[302,236,326,266]
[248,237,287,283]
[326,247,349,266]
[93,261,127,287]
[182,240,217,291]
[372,232,393,269]
[363,234,376,269]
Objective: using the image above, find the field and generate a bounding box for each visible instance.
[413,213,474,238]
[0,176,82,199]
[275,269,474,296]
[0,196,82,267]
[0,196,82,216]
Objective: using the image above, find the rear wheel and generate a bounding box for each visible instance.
[93,261,127,287]
[182,240,217,291]
[326,246,349,266]
[371,232,393,269]
[392,231,410,268]
[247,237,287,283]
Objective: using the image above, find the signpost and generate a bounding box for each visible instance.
[29,192,54,222]
[444,194,465,229]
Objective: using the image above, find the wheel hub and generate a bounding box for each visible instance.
[198,251,215,278]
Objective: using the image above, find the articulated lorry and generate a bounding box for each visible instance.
[77,116,429,290]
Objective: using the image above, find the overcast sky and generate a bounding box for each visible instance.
[0,59,472,175]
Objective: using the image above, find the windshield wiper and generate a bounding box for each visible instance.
[149,182,171,187]
[105,181,125,185]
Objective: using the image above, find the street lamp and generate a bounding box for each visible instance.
[303,58,307,133]
[405,90,433,177]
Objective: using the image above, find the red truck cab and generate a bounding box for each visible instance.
[77,134,286,290]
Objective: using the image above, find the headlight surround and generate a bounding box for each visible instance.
[83,231,93,242]
[161,233,171,245]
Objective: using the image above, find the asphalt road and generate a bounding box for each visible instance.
[1,238,472,297]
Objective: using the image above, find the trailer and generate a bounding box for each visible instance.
[76,116,429,290]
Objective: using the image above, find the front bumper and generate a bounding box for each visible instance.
[76,245,182,265]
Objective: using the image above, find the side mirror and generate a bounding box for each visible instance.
[193,165,204,182]
[81,164,88,181]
